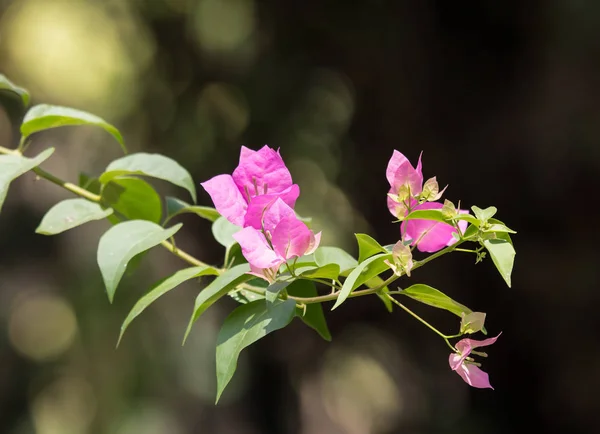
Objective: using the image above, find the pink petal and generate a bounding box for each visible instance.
[201,174,247,227]
[402,202,468,253]
[271,217,313,260]
[248,264,279,283]
[387,191,417,219]
[450,358,494,389]
[261,198,297,234]
[232,227,284,269]
[243,185,300,230]
[232,145,293,198]
[239,145,256,162]
[386,150,424,195]
[306,231,322,255]
[386,150,411,186]
[455,333,501,357]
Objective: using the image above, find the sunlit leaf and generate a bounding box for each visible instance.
[0,148,54,212]
[118,265,219,346]
[0,74,29,107]
[314,247,358,275]
[400,284,472,317]
[21,104,125,153]
[403,209,447,223]
[471,206,497,222]
[36,198,113,235]
[100,153,196,202]
[355,233,387,262]
[215,299,296,402]
[183,264,252,344]
[483,238,515,287]
[101,177,162,224]
[97,220,182,302]
[300,263,340,281]
[332,253,392,310]
[212,216,241,248]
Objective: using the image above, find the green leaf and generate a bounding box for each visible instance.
[332,253,392,310]
[216,299,296,402]
[463,224,479,239]
[365,276,393,312]
[403,209,447,223]
[0,148,54,212]
[78,173,102,195]
[484,223,516,234]
[265,280,292,303]
[0,74,29,107]
[97,220,183,303]
[21,104,125,153]
[212,216,241,249]
[300,264,340,281]
[453,214,480,226]
[100,153,196,202]
[355,233,387,262]
[101,177,162,224]
[165,196,220,222]
[471,206,497,222]
[287,280,331,341]
[183,264,252,344]
[483,238,515,287]
[400,284,472,317]
[118,265,219,346]
[36,198,113,235]
[314,247,358,274]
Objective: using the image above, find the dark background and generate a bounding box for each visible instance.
[1,1,599,433]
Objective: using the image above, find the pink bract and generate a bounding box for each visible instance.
[449,334,501,389]
[401,202,469,253]
[201,145,299,227]
[232,199,321,282]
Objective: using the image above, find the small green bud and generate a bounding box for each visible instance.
[460,311,486,334]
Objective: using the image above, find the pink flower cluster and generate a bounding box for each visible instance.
[386,150,468,252]
[201,146,320,282]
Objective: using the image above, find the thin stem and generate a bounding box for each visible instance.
[0,144,213,271]
[386,295,456,352]
[33,166,102,202]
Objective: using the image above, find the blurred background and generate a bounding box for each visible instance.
[1,0,599,433]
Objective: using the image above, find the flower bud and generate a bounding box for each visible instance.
[421,177,446,202]
[441,199,457,219]
[384,240,413,276]
[460,311,486,334]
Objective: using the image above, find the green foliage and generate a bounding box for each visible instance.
[355,233,388,262]
[483,237,516,287]
[211,216,241,249]
[0,74,30,107]
[287,280,331,341]
[118,265,219,346]
[215,299,296,402]
[183,264,253,344]
[0,148,54,212]
[165,196,220,223]
[314,247,358,274]
[299,264,340,280]
[36,198,113,235]
[97,220,182,302]
[399,284,472,317]
[100,153,196,202]
[21,104,125,153]
[332,253,392,310]
[101,177,162,224]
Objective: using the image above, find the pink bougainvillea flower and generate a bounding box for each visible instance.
[401,202,469,253]
[201,146,300,227]
[386,150,423,218]
[232,199,321,282]
[449,334,501,389]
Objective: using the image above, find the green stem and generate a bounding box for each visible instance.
[386,295,456,351]
[0,145,213,270]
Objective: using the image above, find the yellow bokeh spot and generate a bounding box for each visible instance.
[8,293,77,362]
[1,0,152,117]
